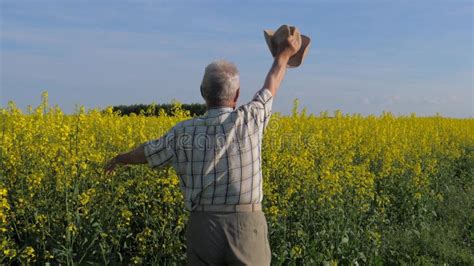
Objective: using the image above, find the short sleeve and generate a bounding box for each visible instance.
[144,130,176,169]
[239,88,273,129]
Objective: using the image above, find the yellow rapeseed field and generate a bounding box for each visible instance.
[1,94,473,264]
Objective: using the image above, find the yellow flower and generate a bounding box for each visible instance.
[290,245,303,258]
[67,223,78,235]
[4,248,17,258]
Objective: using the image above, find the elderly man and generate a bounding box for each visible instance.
[105,33,301,265]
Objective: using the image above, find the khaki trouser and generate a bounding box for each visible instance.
[186,210,271,266]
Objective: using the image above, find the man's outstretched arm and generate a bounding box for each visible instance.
[104,144,147,174]
[262,35,301,97]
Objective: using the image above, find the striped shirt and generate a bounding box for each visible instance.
[144,88,273,210]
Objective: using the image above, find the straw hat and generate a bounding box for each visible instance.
[263,25,311,67]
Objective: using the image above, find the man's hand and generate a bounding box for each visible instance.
[276,35,301,59]
[104,154,124,174]
[262,34,301,97]
[104,144,147,174]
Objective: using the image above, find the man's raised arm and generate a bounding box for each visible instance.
[262,34,301,97]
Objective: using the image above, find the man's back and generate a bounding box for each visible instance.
[104,30,302,265]
[144,89,273,210]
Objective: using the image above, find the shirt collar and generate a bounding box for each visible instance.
[204,107,234,117]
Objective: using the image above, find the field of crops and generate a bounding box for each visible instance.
[1,95,473,264]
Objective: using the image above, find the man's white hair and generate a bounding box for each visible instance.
[201,60,240,104]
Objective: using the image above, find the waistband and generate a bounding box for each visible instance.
[192,203,262,213]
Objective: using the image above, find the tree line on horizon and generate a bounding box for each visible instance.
[111,103,207,117]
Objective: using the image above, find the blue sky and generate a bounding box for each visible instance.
[1,0,472,117]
